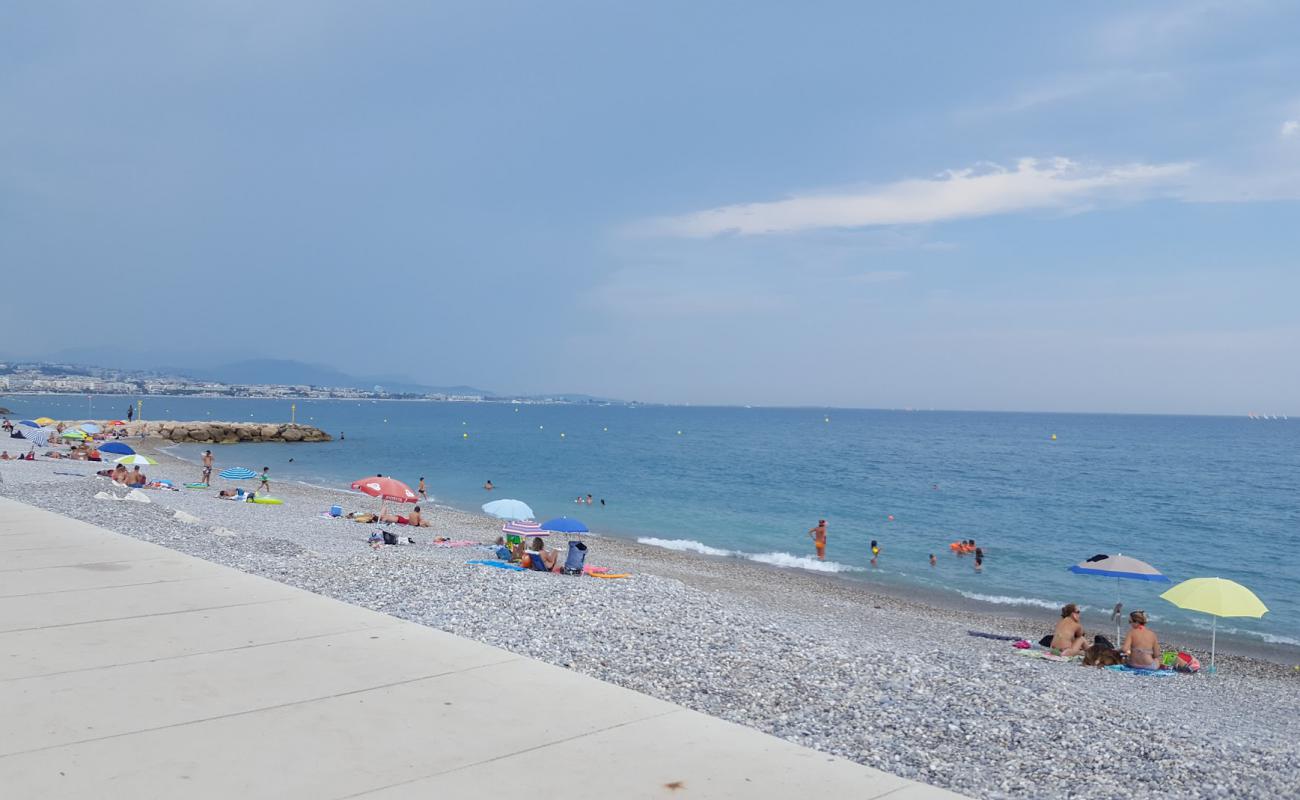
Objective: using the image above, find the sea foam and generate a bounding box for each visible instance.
[637,537,733,557]
[958,591,1068,612]
[746,551,864,573]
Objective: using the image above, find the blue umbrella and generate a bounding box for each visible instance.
[219,467,257,480]
[80,422,101,434]
[540,516,588,534]
[18,420,39,428]
[99,442,135,456]
[1069,553,1171,641]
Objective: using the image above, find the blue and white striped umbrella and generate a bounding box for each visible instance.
[19,427,50,447]
[219,467,257,480]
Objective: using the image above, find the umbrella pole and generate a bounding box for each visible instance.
[1210,617,1217,675]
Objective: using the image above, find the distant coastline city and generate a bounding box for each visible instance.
[0,360,611,405]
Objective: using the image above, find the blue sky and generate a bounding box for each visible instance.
[2,1,1298,412]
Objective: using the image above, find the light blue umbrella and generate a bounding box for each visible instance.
[80,422,101,434]
[540,516,588,534]
[219,467,257,480]
[482,498,535,521]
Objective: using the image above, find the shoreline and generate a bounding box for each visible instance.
[155,440,1299,665]
[3,441,1299,798]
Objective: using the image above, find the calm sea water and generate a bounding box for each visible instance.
[8,394,1298,651]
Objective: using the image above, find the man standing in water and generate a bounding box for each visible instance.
[418,476,427,500]
[202,450,213,484]
[808,519,827,560]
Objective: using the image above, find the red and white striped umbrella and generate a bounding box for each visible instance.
[502,520,547,537]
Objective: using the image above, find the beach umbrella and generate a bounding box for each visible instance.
[18,420,39,428]
[1160,577,1268,674]
[540,516,588,534]
[99,442,135,455]
[108,420,125,426]
[61,430,88,440]
[350,476,418,514]
[219,467,258,480]
[19,427,50,447]
[80,422,101,434]
[502,520,547,537]
[34,417,55,425]
[114,454,157,465]
[1069,553,1171,642]
[482,498,535,521]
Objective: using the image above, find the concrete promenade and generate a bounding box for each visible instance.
[0,497,962,799]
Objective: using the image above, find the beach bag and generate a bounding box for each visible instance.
[1038,634,1054,649]
[1172,651,1201,673]
[381,531,398,546]
[563,541,588,575]
[1093,634,1115,650]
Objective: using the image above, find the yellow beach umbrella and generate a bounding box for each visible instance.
[34,417,55,425]
[1160,577,1267,673]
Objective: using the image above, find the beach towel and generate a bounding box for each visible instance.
[53,470,89,477]
[1105,665,1176,677]
[583,565,609,575]
[588,572,631,579]
[1016,649,1072,663]
[968,630,1021,641]
[431,540,478,547]
[467,559,527,572]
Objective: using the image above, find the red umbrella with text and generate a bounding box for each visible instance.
[350,476,419,515]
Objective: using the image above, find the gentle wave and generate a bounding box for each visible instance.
[1183,617,1300,647]
[637,537,734,557]
[958,591,1070,612]
[747,551,865,573]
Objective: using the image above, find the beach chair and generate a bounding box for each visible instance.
[563,541,588,575]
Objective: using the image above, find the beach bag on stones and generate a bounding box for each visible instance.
[1093,634,1115,651]
[1172,651,1201,673]
[563,541,588,575]
[381,530,398,546]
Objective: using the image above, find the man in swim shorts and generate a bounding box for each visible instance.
[808,519,827,560]
[202,450,213,484]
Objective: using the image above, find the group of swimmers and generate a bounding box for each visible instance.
[1051,603,1161,668]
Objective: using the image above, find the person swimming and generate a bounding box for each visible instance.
[870,539,880,566]
[929,553,937,567]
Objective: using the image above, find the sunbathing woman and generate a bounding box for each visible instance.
[524,537,558,571]
[1050,603,1090,657]
[1121,610,1161,669]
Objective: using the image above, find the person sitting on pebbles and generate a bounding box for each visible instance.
[1050,603,1090,657]
[523,537,559,572]
[406,506,431,527]
[1121,610,1161,669]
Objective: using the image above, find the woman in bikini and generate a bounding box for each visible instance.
[1050,603,1089,657]
[1121,610,1161,669]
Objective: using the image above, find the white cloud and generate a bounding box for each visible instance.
[641,158,1193,238]
[1282,120,1300,138]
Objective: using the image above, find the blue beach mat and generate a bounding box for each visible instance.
[1105,665,1177,677]
[467,559,527,572]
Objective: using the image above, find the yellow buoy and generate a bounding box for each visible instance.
[1051,434,1057,440]
[463,433,469,439]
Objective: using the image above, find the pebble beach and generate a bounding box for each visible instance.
[2,442,1297,800]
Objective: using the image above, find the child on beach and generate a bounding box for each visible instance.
[259,466,270,493]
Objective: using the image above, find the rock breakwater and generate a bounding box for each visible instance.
[133,420,332,444]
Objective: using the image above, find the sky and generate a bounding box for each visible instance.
[2,1,1299,413]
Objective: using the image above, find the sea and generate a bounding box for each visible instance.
[7,394,1298,656]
